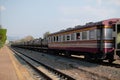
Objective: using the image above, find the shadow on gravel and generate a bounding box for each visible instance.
[11,47,101,71]
[13,53,28,66]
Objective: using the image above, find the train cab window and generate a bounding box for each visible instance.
[76,33,80,40]
[89,30,95,40]
[82,31,87,40]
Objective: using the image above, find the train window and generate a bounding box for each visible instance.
[60,35,63,42]
[54,36,56,42]
[47,37,49,43]
[89,30,95,40]
[51,36,53,42]
[56,36,58,42]
[48,37,50,43]
[82,31,87,40]
[71,33,75,41]
[97,29,100,40]
[50,37,52,42]
[51,36,54,42]
[76,33,80,40]
[66,34,71,41]
[104,29,113,40]
[58,35,61,42]
[63,35,65,41]
[58,36,60,42]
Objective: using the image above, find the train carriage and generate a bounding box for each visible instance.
[48,18,120,62]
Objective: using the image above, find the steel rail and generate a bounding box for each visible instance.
[11,47,75,80]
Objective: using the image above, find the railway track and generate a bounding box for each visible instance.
[10,47,75,80]
[54,55,120,68]
[58,55,120,68]
[11,47,120,80]
[28,47,120,68]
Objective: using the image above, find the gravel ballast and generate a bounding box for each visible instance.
[13,47,120,80]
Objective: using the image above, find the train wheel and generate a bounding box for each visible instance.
[65,51,71,56]
[107,52,115,64]
[58,53,61,55]
[95,59,103,63]
[108,59,114,64]
[85,53,91,61]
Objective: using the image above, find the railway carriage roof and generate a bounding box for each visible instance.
[102,18,120,26]
[49,18,120,36]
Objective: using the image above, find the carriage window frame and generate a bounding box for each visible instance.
[67,35,70,41]
[82,31,87,40]
[56,36,58,42]
[63,35,66,42]
[89,30,95,40]
[60,35,63,42]
[76,32,80,40]
[66,34,71,41]
[52,36,54,42]
[71,33,75,41]
[97,29,100,40]
[58,35,61,42]
[48,37,50,43]
[53,36,56,42]
[104,28,113,40]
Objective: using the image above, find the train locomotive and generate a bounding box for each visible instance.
[11,18,120,63]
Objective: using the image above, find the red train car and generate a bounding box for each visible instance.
[48,18,120,63]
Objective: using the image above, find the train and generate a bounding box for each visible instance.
[11,18,120,63]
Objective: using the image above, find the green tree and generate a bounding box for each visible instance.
[0,28,7,48]
[43,31,50,38]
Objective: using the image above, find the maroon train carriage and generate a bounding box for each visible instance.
[47,18,120,63]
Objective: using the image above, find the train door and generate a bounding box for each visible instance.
[115,23,120,57]
[99,27,104,52]
[116,24,120,49]
[97,26,104,53]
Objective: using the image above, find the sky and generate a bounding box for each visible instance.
[0,0,120,39]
